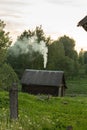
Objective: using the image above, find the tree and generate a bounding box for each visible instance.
[47,36,79,77]
[84,51,87,64]
[78,49,87,75]
[58,35,78,60]
[47,40,65,70]
[18,25,51,45]
[7,26,49,78]
[78,48,84,65]
[83,51,87,74]
[7,51,44,79]
[0,20,11,64]
[58,35,80,77]
[0,20,19,90]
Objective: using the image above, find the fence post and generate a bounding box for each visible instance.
[9,83,18,119]
[66,126,73,130]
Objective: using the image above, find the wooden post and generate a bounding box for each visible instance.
[66,126,73,130]
[9,83,18,119]
[58,86,61,97]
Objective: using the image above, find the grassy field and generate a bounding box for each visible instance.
[66,77,87,96]
[0,77,87,130]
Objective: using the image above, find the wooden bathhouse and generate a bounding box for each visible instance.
[21,69,67,97]
[77,15,87,31]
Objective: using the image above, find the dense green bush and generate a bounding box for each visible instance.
[0,63,20,90]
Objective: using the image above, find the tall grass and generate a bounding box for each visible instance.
[0,91,87,129]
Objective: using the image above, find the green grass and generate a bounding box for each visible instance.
[0,91,87,130]
[66,77,87,95]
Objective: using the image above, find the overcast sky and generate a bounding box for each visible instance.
[0,0,87,52]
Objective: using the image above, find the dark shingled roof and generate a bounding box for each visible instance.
[77,16,87,31]
[21,69,66,88]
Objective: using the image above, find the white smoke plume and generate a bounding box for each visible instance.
[9,36,48,68]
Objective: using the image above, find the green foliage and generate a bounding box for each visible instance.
[47,36,80,77]
[0,20,12,63]
[18,25,51,45]
[47,40,65,70]
[8,52,44,79]
[0,63,19,90]
[78,49,87,75]
[0,20,19,90]
[6,25,87,78]
[7,35,45,78]
[78,49,84,65]
[7,26,51,78]
[0,92,9,108]
[83,51,87,64]
[0,20,12,49]
[58,35,77,60]
[35,25,46,42]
